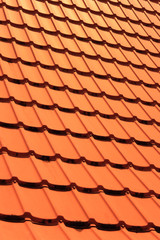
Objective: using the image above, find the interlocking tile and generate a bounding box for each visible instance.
[1,0,160,239]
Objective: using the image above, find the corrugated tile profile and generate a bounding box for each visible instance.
[0,0,160,239]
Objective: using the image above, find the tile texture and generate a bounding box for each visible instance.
[0,0,160,239]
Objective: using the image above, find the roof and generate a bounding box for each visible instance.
[0,0,160,239]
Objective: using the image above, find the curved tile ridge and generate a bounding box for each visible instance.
[0,147,160,172]
[0,177,160,199]
[0,210,159,233]
[1,0,160,31]
[1,7,160,43]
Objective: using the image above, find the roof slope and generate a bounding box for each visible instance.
[0,0,160,239]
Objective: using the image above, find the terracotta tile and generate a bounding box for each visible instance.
[14,43,36,63]
[76,9,94,25]
[149,0,160,13]
[143,25,160,40]
[96,29,115,46]
[140,103,160,123]
[32,0,50,15]
[26,29,47,46]
[0,185,24,215]
[33,47,54,66]
[64,21,86,37]
[133,9,151,25]
[21,11,40,29]
[60,35,80,53]
[0,59,23,80]
[120,49,143,67]
[135,51,157,69]
[90,12,108,29]
[147,12,160,27]
[58,70,82,90]
[72,0,86,9]
[108,2,126,19]
[0,41,17,59]
[4,7,23,25]
[100,61,123,79]
[129,22,148,37]
[111,32,131,48]
[128,0,142,9]
[3,0,19,7]
[106,17,122,31]
[106,46,127,63]
[145,69,160,86]
[37,15,57,32]
[9,25,29,43]
[50,51,72,69]
[121,5,139,21]
[130,65,155,85]
[85,0,100,12]
[117,19,135,34]
[48,4,66,19]
[96,1,113,16]
[0,221,68,240]
[67,53,89,73]
[125,35,145,51]
[84,57,106,75]
[83,25,103,42]
[18,0,35,11]
[126,83,152,102]
[0,24,11,39]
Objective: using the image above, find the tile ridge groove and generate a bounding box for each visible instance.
[0,120,159,147]
[0,212,159,233]
[1,17,160,43]
[2,1,160,30]
[1,34,160,64]
[1,93,160,127]
[0,150,159,172]
[0,178,159,199]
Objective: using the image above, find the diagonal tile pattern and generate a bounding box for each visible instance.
[0,0,160,239]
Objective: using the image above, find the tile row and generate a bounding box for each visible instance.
[1,19,160,57]
[0,35,160,74]
[1,58,160,106]
[1,125,160,168]
[1,77,160,126]
[1,0,160,31]
[1,100,160,147]
[1,220,160,240]
[1,3,160,44]
[0,38,160,89]
[1,22,160,69]
[41,0,160,16]
[1,183,160,229]
[1,154,160,197]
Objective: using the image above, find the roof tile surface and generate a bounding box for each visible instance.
[0,0,160,239]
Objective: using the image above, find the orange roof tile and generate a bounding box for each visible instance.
[0,0,160,239]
